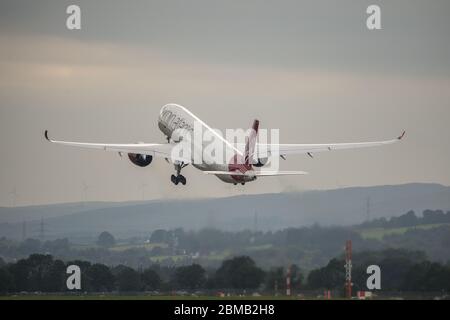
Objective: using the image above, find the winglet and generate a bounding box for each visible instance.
[44,130,50,142]
[398,130,406,140]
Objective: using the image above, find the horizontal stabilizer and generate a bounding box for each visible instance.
[203,170,308,176]
[253,170,308,176]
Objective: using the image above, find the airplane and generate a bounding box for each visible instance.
[44,103,405,186]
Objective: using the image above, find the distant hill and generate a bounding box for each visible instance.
[1,183,449,241]
[0,202,129,224]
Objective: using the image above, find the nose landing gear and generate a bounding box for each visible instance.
[171,174,186,185]
[171,162,188,185]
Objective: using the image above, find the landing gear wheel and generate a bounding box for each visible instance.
[171,162,188,185]
[171,174,186,185]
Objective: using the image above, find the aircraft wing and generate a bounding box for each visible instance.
[203,170,308,176]
[255,131,406,157]
[44,130,191,163]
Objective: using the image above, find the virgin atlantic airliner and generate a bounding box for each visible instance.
[44,103,405,185]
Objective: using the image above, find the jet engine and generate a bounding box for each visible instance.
[253,157,268,167]
[128,153,153,167]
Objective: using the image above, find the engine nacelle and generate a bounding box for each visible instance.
[253,157,268,167]
[128,153,153,167]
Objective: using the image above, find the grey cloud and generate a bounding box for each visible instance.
[1,0,450,76]
[0,0,449,206]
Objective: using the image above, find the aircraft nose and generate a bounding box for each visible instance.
[159,105,171,122]
[159,105,167,117]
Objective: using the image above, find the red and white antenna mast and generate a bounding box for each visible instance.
[286,265,291,296]
[345,240,352,299]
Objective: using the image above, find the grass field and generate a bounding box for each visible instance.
[357,223,450,240]
[149,255,188,262]
[110,243,168,252]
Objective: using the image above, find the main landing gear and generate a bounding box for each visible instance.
[171,162,188,185]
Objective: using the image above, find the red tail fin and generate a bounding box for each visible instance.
[245,119,259,165]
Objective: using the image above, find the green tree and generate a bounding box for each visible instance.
[41,259,66,292]
[8,254,57,292]
[264,267,284,293]
[215,256,265,290]
[403,261,450,292]
[87,263,115,292]
[115,266,142,292]
[377,256,415,291]
[290,264,304,291]
[0,267,15,293]
[8,259,30,291]
[307,258,345,290]
[142,268,161,290]
[150,229,168,243]
[173,264,206,289]
[97,231,116,248]
[26,254,54,291]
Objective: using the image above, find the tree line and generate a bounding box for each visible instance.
[1,248,450,295]
[359,209,450,229]
[308,248,450,293]
[0,255,266,294]
[1,216,450,271]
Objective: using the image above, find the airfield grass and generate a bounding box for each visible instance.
[0,294,306,300]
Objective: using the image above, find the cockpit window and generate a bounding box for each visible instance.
[162,110,172,121]
[168,113,176,126]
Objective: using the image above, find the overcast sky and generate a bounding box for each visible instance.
[1,0,449,206]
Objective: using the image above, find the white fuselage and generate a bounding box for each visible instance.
[157,103,254,183]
